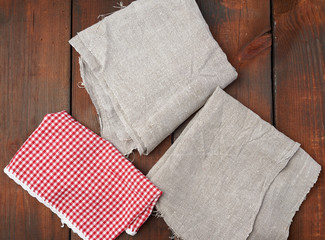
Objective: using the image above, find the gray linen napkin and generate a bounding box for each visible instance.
[147,87,321,240]
[69,0,237,155]
[248,148,320,240]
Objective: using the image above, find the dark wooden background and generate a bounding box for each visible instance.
[1,0,324,239]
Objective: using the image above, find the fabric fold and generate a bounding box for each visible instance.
[248,148,321,240]
[4,111,162,240]
[69,0,237,155]
[147,87,321,240]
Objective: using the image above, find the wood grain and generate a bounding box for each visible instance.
[1,0,324,239]
[273,0,325,239]
[0,0,71,239]
[197,0,272,122]
[174,0,273,141]
[71,0,172,239]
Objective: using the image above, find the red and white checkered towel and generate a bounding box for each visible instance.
[4,111,162,240]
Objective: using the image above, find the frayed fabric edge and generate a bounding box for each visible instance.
[77,55,145,155]
[151,162,321,240]
[78,57,103,134]
[97,1,126,20]
[152,208,182,240]
[283,163,322,239]
[4,167,89,240]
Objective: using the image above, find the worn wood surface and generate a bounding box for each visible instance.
[0,0,71,239]
[174,0,273,141]
[273,0,325,239]
[1,0,324,239]
[197,0,273,122]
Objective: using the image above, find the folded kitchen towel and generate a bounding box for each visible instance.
[4,111,162,240]
[69,0,237,155]
[147,87,321,240]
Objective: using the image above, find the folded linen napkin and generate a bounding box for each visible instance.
[147,87,321,240]
[69,0,237,155]
[4,111,162,240]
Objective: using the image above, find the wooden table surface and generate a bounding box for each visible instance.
[1,0,324,239]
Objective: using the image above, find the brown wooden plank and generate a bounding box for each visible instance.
[273,0,325,239]
[174,0,273,141]
[199,0,273,120]
[71,1,172,239]
[0,0,71,239]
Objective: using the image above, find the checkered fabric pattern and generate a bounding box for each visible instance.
[4,111,162,240]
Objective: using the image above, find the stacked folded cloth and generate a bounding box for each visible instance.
[69,0,237,155]
[4,111,162,240]
[147,87,321,240]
